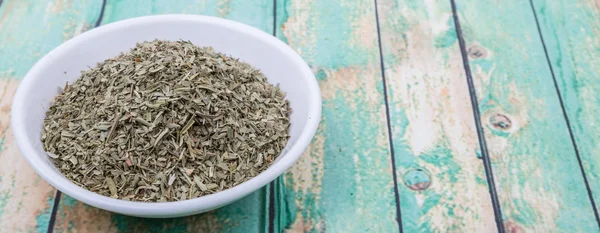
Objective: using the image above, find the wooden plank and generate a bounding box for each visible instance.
[454,0,599,231]
[51,0,274,232]
[532,0,600,222]
[100,0,273,33]
[55,191,267,233]
[0,0,102,232]
[272,0,399,232]
[376,0,497,232]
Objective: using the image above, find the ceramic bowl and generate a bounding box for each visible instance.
[11,15,321,218]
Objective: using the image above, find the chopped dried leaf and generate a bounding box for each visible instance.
[42,40,290,202]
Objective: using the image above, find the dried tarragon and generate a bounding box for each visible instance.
[42,40,291,202]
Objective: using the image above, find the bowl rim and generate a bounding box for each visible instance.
[11,14,321,217]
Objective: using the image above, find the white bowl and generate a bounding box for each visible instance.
[11,15,321,218]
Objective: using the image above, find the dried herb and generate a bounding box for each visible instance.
[41,40,291,202]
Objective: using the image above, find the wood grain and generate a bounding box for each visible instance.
[532,0,600,223]
[0,0,101,232]
[272,0,399,232]
[4,0,600,232]
[50,0,274,232]
[454,0,599,231]
[376,0,497,232]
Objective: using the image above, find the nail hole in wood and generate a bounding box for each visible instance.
[468,44,486,59]
[490,113,512,130]
[403,168,431,191]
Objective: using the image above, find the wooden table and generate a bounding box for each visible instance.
[1,0,599,232]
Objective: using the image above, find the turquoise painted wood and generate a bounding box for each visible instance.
[0,0,103,79]
[376,0,496,232]
[454,0,599,232]
[532,0,600,220]
[2,0,600,232]
[0,0,102,232]
[51,1,274,232]
[272,0,399,232]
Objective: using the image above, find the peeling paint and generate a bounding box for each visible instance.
[534,1,600,228]
[377,0,496,232]
[276,0,398,232]
[217,0,232,17]
[459,0,599,231]
[0,78,57,232]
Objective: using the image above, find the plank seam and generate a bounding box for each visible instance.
[373,0,403,232]
[272,0,277,36]
[46,191,61,233]
[95,0,106,27]
[268,182,275,233]
[528,0,600,228]
[448,0,505,232]
[267,183,275,233]
[268,1,277,233]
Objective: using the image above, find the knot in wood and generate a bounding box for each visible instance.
[504,221,525,233]
[403,168,431,191]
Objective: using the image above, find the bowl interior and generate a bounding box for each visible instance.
[12,15,320,217]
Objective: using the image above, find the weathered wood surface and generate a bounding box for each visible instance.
[532,0,600,224]
[272,0,398,232]
[2,0,600,232]
[376,0,496,232]
[0,0,102,232]
[454,0,599,232]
